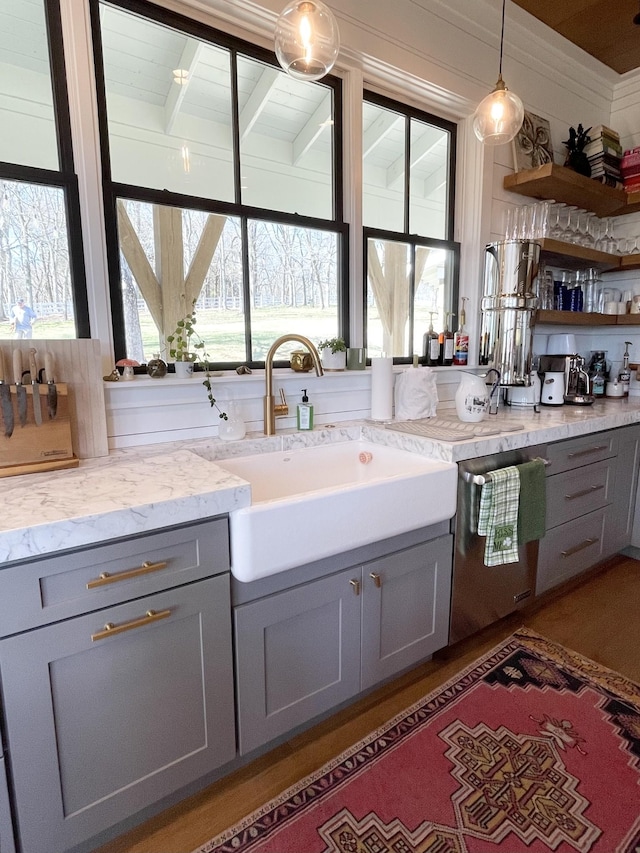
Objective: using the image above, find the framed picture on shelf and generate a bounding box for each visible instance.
[512,111,554,172]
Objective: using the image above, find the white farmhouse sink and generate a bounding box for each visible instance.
[214,440,457,582]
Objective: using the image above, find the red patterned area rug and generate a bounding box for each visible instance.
[194,628,640,853]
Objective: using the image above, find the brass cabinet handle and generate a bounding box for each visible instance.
[561,537,599,558]
[86,560,169,589]
[564,484,604,500]
[567,445,608,459]
[369,572,382,588]
[91,608,171,641]
[349,579,360,596]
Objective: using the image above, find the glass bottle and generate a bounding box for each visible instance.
[423,312,439,366]
[146,353,167,378]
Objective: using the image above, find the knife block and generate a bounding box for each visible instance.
[0,383,77,478]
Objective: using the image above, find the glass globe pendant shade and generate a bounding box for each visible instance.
[473,74,524,145]
[274,0,340,81]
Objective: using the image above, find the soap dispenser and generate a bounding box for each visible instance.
[297,389,314,430]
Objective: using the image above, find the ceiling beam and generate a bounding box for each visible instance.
[239,66,280,141]
[363,111,402,159]
[292,92,332,164]
[164,39,203,135]
[386,128,445,189]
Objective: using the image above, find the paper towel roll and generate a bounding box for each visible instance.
[371,357,393,421]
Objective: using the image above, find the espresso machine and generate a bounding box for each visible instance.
[479,240,540,391]
[564,354,594,405]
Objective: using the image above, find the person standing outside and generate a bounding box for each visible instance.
[10,297,37,339]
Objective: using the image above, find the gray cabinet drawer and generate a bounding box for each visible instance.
[536,507,606,596]
[545,431,617,475]
[0,518,229,637]
[545,459,613,529]
[0,576,235,853]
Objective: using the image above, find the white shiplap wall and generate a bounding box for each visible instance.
[60,0,640,450]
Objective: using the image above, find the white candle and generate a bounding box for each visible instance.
[371,356,393,421]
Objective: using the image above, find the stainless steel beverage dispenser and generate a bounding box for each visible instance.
[478,240,540,386]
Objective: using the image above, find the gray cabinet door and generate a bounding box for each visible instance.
[361,535,452,690]
[0,577,235,853]
[603,424,640,556]
[235,569,361,756]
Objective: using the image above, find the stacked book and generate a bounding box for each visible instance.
[621,146,640,193]
[584,125,623,189]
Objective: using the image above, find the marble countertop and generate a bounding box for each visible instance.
[3,399,640,565]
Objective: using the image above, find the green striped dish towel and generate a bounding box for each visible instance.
[477,466,520,566]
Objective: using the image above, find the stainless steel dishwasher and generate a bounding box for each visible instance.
[449,445,546,645]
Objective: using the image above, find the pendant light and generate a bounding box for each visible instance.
[473,0,524,145]
[274,0,340,82]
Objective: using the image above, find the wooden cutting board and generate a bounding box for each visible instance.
[0,383,77,478]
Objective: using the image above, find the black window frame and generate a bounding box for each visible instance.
[362,90,459,363]
[90,0,347,368]
[0,0,90,338]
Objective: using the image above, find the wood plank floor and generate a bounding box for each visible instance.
[94,556,640,853]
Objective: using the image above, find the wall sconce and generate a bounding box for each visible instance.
[274,0,339,82]
[472,0,524,145]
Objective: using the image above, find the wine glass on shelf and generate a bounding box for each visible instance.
[547,202,564,240]
[578,210,595,247]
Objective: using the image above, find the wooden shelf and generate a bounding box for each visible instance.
[538,238,620,271]
[504,164,627,217]
[619,253,640,271]
[536,309,640,326]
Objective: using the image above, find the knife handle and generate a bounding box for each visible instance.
[13,349,22,385]
[45,351,54,383]
[29,348,38,384]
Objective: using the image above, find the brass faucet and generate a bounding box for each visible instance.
[264,334,323,435]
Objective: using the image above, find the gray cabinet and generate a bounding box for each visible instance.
[360,535,452,689]
[235,534,452,755]
[603,423,640,556]
[235,568,361,755]
[537,425,640,596]
[0,520,235,853]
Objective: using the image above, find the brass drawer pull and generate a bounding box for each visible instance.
[561,537,599,558]
[349,579,360,596]
[91,608,171,641]
[564,484,604,501]
[369,572,382,588]
[567,445,608,459]
[86,560,169,589]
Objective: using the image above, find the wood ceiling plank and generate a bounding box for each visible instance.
[512,0,640,74]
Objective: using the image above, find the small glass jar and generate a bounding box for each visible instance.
[147,353,167,378]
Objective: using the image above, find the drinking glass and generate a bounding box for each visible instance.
[577,210,594,247]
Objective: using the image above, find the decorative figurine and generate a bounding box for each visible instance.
[563,123,592,177]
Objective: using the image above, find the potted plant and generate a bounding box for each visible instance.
[318,337,347,371]
[166,300,227,421]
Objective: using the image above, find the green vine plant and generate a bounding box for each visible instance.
[167,300,227,420]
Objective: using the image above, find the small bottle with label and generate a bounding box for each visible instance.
[297,389,314,430]
[592,368,605,397]
[619,341,632,397]
[453,298,469,366]
[423,312,439,366]
[439,313,454,366]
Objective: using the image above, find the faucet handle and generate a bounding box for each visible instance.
[275,387,288,417]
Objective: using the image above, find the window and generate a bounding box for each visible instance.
[363,92,458,360]
[0,0,89,340]
[93,0,345,367]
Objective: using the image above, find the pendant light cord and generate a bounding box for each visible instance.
[499,0,506,76]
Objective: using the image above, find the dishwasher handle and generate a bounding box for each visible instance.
[462,457,550,485]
